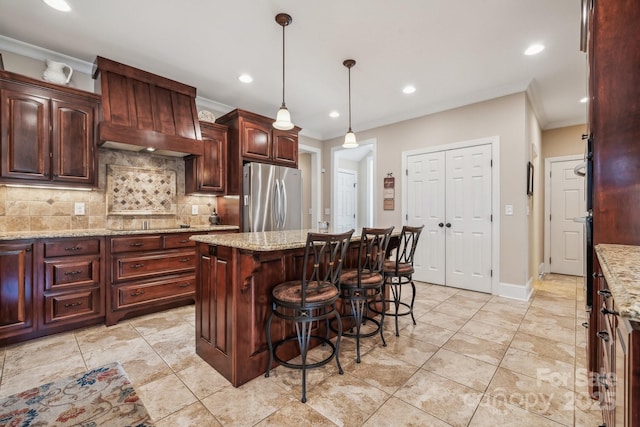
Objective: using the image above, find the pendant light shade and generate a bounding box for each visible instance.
[273,13,294,131]
[342,59,358,148]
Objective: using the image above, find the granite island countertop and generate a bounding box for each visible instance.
[0,225,239,241]
[595,244,640,322]
[191,228,399,251]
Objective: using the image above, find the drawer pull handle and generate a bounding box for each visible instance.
[131,290,145,297]
[179,239,189,243]
[179,258,191,263]
[597,289,611,298]
[64,270,83,276]
[64,301,83,308]
[596,331,609,342]
[598,375,609,390]
[601,307,620,316]
[65,246,82,251]
[581,322,588,329]
[130,242,145,247]
[178,283,191,288]
[130,263,145,269]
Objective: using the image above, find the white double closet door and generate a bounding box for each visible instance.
[407,144,492,293]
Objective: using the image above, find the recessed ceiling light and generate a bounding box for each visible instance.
[42,0,71,12]
[402,85,416,94]
[329,111,340,118]
[524,44,545,55]
[238,74,253,83]
[580,97,588,103]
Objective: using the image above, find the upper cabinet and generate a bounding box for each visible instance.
[185,121,228,194]
[0,71,100,187]
[217,109,300,195]
[93,56,203,156]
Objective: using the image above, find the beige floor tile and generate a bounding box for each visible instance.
[469,309,521,332]
[154,402,222,427]
[417,310,468,332]
[469,394,565,426]
[574,392,604,425]
[201,375,297,427]
[452,289,493,303]
[402,321,457,347]
[304,373,389,427]
[130,308,192,336]
[264,354,344,400]
[500,348,575,391]
[348,347,419,394]
[394,370,483,427]
[445,294,488,309]
[144,322,201,372]
[482,300,529,318]
[75,323,141,351]
[487,367,574,425]
[458,320,515,346]
[518,319,575,344]
[137,373,198,421]
[509,331,575,363]
[363,396,453,427]
[423,348,498,392]
[379,334,439,367]
[254,400,338,426]
[432,301,479,319]
[416,283,459,301]
[176,357,231,399]
[442,332,508,365]
[3,331,80,369]
[524,305,577,329]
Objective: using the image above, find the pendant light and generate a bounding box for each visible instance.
[273,13,294,130]
[342,59,358,148]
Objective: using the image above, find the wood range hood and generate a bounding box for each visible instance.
[92,56,203,157]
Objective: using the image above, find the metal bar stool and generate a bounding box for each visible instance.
[265,229,353,403]
[373,225,423,336]
[336,226,394,363]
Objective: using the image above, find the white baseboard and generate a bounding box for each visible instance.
[538,263,545,278]
[497,279,533,301]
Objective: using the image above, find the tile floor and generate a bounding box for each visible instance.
[0,274,603,426]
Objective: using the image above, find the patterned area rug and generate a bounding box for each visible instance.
[0,362,154,426]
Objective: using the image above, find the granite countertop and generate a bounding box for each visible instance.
[191,228,399,252]
[0,225,239,241]
[595,244,640,321]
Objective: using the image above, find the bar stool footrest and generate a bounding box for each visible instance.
[369,300,413,317]
[272,335,338,371]
[334,315,383,338]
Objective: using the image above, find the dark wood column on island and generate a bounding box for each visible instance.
[191,229,396,387]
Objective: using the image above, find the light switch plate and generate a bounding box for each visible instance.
[74,202,85,215]
[505,204,513,215]
[191,205,199,215]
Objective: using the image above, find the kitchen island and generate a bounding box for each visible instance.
[191,229,396,387]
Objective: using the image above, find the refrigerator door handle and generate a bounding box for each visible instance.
[272,181,280,229]
[280,179,287,229]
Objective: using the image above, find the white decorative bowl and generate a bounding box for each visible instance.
[198,110,216,123]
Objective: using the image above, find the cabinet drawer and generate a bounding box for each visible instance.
[113,249,195,281]
[110,235,163,253]
[44,238,101,257]
[164,234,196,249]
[43,288,101,324]
[44,256,100,290]
[114,275,195,309]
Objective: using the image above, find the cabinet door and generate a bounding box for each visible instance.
[0,85,50,181]
[51,97,98,185]
[272,129,298,167]
[187,123,227,194]
[240,118,272,162]
[0,242,35,340]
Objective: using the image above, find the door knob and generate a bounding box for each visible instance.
[445,223,451,228]
[438,222,444,228]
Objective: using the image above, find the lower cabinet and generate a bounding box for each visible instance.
[0,241,35,342]
[106,233,201,325]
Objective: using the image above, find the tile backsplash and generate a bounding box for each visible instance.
[0,148,218,233]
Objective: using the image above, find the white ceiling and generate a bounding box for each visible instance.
[0,0,587,140]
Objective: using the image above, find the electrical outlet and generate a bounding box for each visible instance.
[505,204,513,216]
[191,205,199,215]
[74,202,85,215]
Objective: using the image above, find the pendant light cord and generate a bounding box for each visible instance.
[281,24,286,108]
[348,65,352,131]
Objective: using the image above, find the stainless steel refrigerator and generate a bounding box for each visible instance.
[242,162,302,232]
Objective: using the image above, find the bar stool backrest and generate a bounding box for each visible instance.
[393,225,424,272]
[356,226,395,278]
[301,230,354,306]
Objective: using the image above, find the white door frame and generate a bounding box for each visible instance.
[401,135,500,295]
[299,143,322,227]
[331,138,377,230]
[543,154,584,275]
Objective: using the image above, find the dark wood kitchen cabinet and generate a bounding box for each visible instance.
[0,240,35,342]
[185,121,228,194]
[0,71,100,187]
[217,109,300,195]
[40,237,105,331]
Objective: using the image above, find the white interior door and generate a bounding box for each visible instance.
[407,152,445,284]
[445,145,492,293]
[549,159,585,275]
[335,169,357,232]
[407,144,492,293]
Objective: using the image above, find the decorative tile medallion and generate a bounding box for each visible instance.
[107,165,177,215]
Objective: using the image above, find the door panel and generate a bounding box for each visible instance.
[550,159,585,275]
[335,170,357,232]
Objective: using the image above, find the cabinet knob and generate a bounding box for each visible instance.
[597,289,611,298]
[581,322,588,328]
[438,222,444,228]
[596,330,609,342]
[445,223,452,228]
